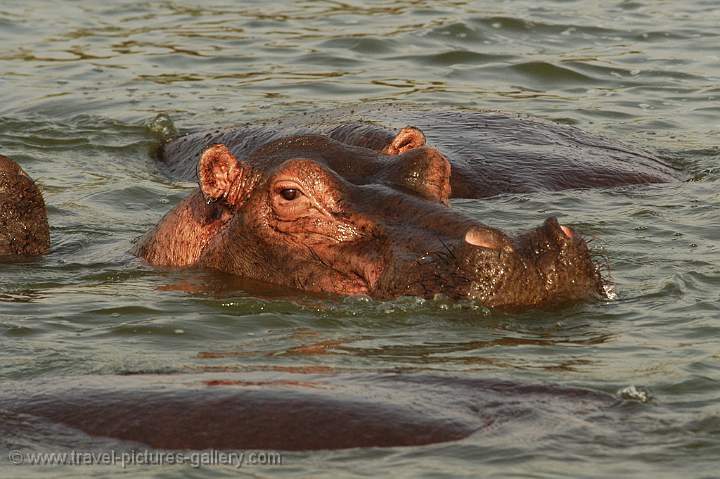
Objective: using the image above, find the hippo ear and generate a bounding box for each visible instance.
[198,144,249,205]
[382,148,452,205]
[383,127,426,155]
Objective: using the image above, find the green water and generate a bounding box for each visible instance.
[1,1,719,477]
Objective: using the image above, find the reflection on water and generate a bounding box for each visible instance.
[192,330,611,373]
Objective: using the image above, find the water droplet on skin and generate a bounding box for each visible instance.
[418,254,434,264]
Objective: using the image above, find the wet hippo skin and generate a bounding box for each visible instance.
[134,107,659,307]
[0,373,615,451]
[0,155,50,258]
[158,105,679,197]
[136,140,604,306]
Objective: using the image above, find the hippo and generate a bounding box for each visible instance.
[0,155,50,258]
[136,107,679,308]
[0,372,615,451]
[155,105,679,197]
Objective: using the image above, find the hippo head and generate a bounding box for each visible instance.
[139,139,603,308]
[0,155,50,258]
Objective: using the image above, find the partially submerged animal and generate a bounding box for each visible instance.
[136,107,679,308]
[0,372,615,451]
[0,155,49,258]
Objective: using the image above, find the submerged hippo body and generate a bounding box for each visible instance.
[0,155,49,258]
[0,372,615,451]
[138,106,677,307]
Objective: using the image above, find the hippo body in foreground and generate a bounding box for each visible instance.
[137,107,678,307]
[0,155,49,259]
[0,372,615,451]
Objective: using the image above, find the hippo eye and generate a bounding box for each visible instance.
[280,188,299,201]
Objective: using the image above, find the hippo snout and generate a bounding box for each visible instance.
[455,217,603,308]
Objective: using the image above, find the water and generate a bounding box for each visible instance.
[1,0,719,477]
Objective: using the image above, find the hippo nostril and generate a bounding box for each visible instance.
[465,228,502,250]
[560,225,574,238]
[542,217,579,246]
[543,217,570,241]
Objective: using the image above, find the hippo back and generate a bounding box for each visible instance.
[157,104,680,198]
